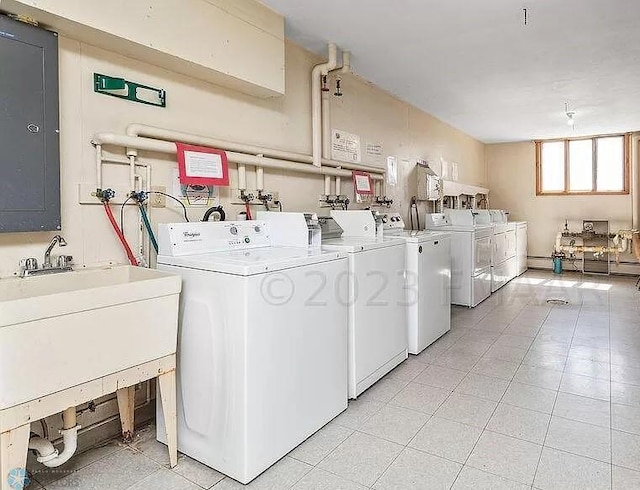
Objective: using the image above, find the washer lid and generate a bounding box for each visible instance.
[157,246,346,276]
[322,236,405,252]
[383,230,451,243]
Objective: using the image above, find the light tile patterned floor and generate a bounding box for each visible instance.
[27,271,640,489]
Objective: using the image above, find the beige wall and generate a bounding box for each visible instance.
[0,38,485,278]
[0,33,485,444]
[486,141,637,272]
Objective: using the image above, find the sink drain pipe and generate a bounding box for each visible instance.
[28,407,81,467]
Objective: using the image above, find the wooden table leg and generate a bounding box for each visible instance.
[158,370,178,468]
[116,386,136,443]
[0,424,30,490]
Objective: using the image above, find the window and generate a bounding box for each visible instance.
[536,134,629,195]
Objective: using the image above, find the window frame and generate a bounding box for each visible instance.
[535,133,630,196]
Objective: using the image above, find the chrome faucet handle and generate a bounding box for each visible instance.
[21,257,39,271]
[57,255,73,268]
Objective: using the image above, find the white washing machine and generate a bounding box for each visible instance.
[321,210,408,398]
[380,212,452,355]
[489,210,517,292]
[155,221,348,484]
[426,211,493,307]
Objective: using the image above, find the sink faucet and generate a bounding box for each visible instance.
[44,235,67,268]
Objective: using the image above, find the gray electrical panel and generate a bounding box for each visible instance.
[0,15,60,232]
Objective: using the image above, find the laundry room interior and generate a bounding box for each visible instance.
[1,1,640,489]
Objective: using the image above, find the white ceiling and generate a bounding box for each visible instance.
[260,0,640,143]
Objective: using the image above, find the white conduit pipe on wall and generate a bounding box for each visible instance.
[256,167,264,191]
[93,134,384,181]
[312,43,338,167]
[124,125,384,174]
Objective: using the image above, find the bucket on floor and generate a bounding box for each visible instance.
[552,255,563,274]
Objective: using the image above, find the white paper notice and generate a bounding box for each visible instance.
[184,151,224,179]
[332,129,361,163]
[386,156,398,186]
[354,174,371,193]
[365,143,383,156]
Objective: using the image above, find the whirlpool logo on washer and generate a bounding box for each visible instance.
[182,231,202,242]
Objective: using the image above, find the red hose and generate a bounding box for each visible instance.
[103,202,138,266]
[245,202,252,220]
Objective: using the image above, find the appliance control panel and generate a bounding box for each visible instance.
[425,213,451,229]
[380,212,405,231]
[158,221,270,256]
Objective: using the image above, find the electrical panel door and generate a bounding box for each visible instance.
[0,15,60,232]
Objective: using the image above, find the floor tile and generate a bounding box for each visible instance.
[452,466,530,490]
[172,454,225,488]
[414,365,467,390]
[553,392,611,428]
[467,431,541,485]
[334,398,384,429]
[32,442,123,486]
[495,334,534,350]
[487,403,550,444]
[455,373,510,401]
[611,365,640,386]
[612,403,640,435]
[360,378,409,403]
[560,373,611,401]
[612,429,640,472]
[317,432,403,487]
[290,423,354,466]
[545,416,611,463]
[359,404,430,445]
[503,323,541,338]
[434,393,498,428]
[389,382,451,414]
[612,382,640,407]
[513,365,563,390]
[292,468,367,490]
[213,457,312,489]
[484,344,528,364]
[502,382,557,414]
[612,466,640,489]
[522,350,567,371]
[565,358,611,381]
[568,345,610,363]
[127,468,200,490]
[472,358,520,380]
[385,358,428,383]
[534,447,611,490]
[433,350,482,371]
[45,448,160,490]
[409,416,482,463]
[373,447,461,490]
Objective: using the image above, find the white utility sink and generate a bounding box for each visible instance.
[0,266,182,410]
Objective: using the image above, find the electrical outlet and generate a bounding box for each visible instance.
[150,185,166,208]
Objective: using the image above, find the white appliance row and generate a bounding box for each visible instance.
[155,210,453,484]
[426,209,527,307]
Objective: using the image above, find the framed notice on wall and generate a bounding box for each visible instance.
[352,171,373,195]
[175,143,230,186]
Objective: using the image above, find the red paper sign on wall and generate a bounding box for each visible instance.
[352,171,373,195]
[176,143,230,186]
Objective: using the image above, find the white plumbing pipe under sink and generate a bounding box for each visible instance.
[29,407,80,468]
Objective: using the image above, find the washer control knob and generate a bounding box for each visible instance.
[230,226,238,235]
[244,237,251,244]
[254,225,261,233]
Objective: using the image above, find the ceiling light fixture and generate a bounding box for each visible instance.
[564,102,576,127]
